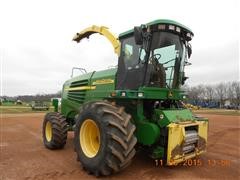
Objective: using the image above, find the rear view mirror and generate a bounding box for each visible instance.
[181,72,189,85]
[134,26,143,45]
[187,43,192,58]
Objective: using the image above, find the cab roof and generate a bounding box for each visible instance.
[119,19,193,38]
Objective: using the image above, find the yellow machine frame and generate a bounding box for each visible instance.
[73,25,121,56]
[167,121,208,165]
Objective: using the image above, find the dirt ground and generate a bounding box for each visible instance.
[0,113,239,179]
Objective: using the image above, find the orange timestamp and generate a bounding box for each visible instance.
[155,159,231,167]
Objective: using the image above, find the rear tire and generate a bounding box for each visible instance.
[42,112,68,149]
[74,101,137,176]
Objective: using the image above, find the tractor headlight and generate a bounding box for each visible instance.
[159,114,164,119]
[138,92,144,97]
[121,92,126,97]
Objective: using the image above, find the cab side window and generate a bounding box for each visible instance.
[121,36,139,69]
[124,44,133,65]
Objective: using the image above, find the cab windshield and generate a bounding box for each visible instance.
[116,31,187,90]
[149,32,184,88]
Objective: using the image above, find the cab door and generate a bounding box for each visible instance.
[116,36,146,90]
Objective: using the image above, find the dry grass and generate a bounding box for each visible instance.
[193,108,240,116]
[0,105,53,114]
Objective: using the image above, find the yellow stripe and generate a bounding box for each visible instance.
[92,79,114,85]
[65,86,96,91]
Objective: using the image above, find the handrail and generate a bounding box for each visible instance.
[71,67,87,78]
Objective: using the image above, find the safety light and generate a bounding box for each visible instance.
[168,25,175,30]
[111,92,116,97]
[186,32,191,38]
[121,92,126,97]
[138,92,144,97]
[159,114,164,119]
[176,27,181,33]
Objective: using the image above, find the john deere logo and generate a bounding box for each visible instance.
[92,79,114,85]
[168,91,173,97]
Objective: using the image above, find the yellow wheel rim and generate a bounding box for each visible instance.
[80,119,100,158]
[45,121,52,142]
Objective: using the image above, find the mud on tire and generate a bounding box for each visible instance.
[74,101,137,176]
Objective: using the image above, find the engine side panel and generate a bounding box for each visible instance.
[61,68,117,119]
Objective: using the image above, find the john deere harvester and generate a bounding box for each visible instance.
[42,19,208,176]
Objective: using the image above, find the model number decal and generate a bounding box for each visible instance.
[92,79,114,85]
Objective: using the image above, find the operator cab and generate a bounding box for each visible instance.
[116,19,193,90]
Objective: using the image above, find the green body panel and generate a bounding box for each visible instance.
[114,100,161,145]
[154,109,194,128]
[87,68,117,99]
[52,99,59,112]
[135,121,160,145]
[61,72,93,118]
[113,87,185,100]
[152,146,165,159]
[61,68,117,119]
[119,19,193,38]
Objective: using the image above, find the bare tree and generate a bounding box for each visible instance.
[231,81,240,107]
[187,84,205,102]
[196,84,206,100]
[180,81,239,109]
[215,83,227,108]
[205,85,214,101]
[226,82,235,104]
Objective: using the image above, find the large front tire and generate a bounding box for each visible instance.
[74,101,137,176]
[42,112,68,149]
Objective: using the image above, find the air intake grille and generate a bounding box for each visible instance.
[69,80,88,88]
[67,80,88,104]
[182,129,199,154]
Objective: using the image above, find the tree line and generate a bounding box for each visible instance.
[1,91,61,103]
[182,81,240,109]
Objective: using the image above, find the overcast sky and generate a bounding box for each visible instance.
[0,0,239,96]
